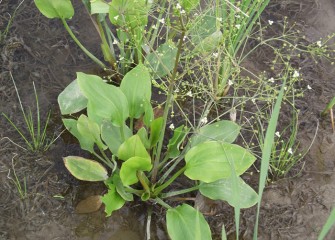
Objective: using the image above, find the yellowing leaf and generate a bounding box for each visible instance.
[64,156,108,181]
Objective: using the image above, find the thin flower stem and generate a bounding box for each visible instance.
[151,16,186,183]
[96,18,120,78]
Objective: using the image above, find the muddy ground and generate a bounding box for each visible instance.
[1,0,335,239]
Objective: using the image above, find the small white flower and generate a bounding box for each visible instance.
[176,3,182,9]
[186,91,193,97]
[235,14,241,19]
[251,98,256,104]
[169,123,175,130]
[217,17,223,22]
[307,85,312,90]
[151,24,157,30]
[228,80,233,86]
[268,77,274,83]
[235,24,241,29]
[180,9,186,14]
[288,148,293,155]
[275,131,280,137]
[284,86,287,90]
[113,39,119,45]
[316,41,322,47]
[268,20,274,25]
[293,70,300,78]
[183,35,187,41]
[174,88,180,93]
[159,18,165,24]
[212,52,219,58]
[114,15,119,21]
[200,117,208,125]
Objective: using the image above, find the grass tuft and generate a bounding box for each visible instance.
[2,72,56,152]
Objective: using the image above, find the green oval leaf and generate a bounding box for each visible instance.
[166,204,212,240]
[190,12,216,45]
[184,142,256,183]
[58,80,87,115]
[149,117,163,147]
[101,184,125,217]
[63,118,94,153]
[190,120,240,147]
[143,101,154,126]
[120,64,151,119]
[118,135,150,161]
[77,72,129,127]
[137,127,150,149]
[90,0,110,14]
[34,0,74,19]
[109,0,149,28]
[77,115,106,150]
[145,42,177,79]
[120,157,152,186]
[101,121,132,155]
[180,0,200,13]
[167,125,189,158]
[193,31,223,55]
[105,174,134,202]
[199,177,258,208]
[63,156,108,181]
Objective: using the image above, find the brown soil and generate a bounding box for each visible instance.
[1,0,335,239]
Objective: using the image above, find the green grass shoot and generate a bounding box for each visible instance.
[253,75,287,239]
[318,206,335,240]
[2,72,54,152]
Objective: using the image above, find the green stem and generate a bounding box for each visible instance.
[98,147,115,170]
[153,166,186,195]
[61,18,108,70]
[130,118,134,133]
[96,19,119,74]
[157,146,189,185]
[160,185,199,198]
[125,186,144,196]
[154,197,172,209]
[93,151,113,169]
[151,18,186,183]
[137,171,151,194]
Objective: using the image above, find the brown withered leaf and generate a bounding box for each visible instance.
[75,195,102,214]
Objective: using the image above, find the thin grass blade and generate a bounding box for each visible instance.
[253,77,286,239]
[318,207,335,240]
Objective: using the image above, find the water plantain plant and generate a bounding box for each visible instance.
[34,0,270,97]
[58,64,259,239]
[35,0,273,238]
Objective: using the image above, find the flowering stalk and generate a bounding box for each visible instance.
[151,16,186,183]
